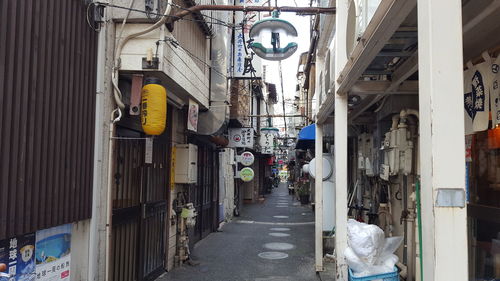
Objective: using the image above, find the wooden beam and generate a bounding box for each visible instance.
[351,80,418,95]
[390,52,418,88]
[336,0,417,95]
[348,51,419,120]
[462,0,500,34]
[246,114,306,118]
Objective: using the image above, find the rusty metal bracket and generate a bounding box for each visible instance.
[166,5,336,32]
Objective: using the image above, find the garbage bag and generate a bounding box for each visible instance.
[345,246,369,273]
[347,219,385,265]
[377,236,403,264]
[345,219,403,277]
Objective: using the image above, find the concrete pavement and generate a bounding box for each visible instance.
[158,182,320,281]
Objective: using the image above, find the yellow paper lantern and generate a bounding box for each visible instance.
[141,77,167,135]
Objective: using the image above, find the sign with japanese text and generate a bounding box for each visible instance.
[145,138,153,164]
[170,145,176,190]
[240,167,255,182]
[187,99,199,132]
[240,151,255,166]
[233,0,262,78]
[35,224,71,281]
[259,133,274,154]
[0,233,36,280]
[229,128,254,148]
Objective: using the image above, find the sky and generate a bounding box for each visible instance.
[259,0,312,128]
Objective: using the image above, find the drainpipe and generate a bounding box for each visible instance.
[399,109,419,281]
[88,5,107,279]
[105,109,122,281]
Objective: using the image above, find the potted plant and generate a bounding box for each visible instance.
[297,185,310,205]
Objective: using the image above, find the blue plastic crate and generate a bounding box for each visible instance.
[348,267,399,281]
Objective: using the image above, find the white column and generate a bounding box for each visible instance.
[315,123,324,272]
[334,93,348,280]
[417,0,468,280]
[334,0,349,280]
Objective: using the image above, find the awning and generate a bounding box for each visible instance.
[296,123,315,149]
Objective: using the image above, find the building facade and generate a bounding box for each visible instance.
[310,0,500,280]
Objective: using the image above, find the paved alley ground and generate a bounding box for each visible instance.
[158,182,320,281]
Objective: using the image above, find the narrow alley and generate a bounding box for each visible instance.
[159,183,318,281]
[3,0,500,280]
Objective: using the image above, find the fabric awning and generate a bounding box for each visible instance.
[296,123,315,149]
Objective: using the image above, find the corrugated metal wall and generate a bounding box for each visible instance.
[172,0,208,72]
[0,0,97,239]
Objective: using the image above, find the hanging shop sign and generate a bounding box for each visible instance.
[35,224,72,280]
[187,99,199,132]
[240,151,255,166]
[228,128,254,148]
[249,11,298,61]
[240,167,255,182]
[259,133,274,154]
[491,56,500,126]
[233,0,262,79]
[0,233,36,280]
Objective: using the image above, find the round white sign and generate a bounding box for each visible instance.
[240,151,255,166]
[240,167,255,182]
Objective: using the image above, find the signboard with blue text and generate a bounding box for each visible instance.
[233,0,262,78]
[0,233,36,280]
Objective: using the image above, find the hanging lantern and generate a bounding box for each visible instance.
[249,11,298,61]
[141,77,167,135]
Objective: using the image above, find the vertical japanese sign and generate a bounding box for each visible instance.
[145,138,153,164]
[233,0,262,78]
[228,128,254,148]
[0,233,36,280]
[35,224,71,281]
[259,133,274,154]
[170,145,176,190]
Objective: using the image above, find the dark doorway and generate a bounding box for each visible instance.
[187,142,219,246]
[111,113,172,281]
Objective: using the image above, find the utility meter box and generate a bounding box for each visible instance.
[175,144,198,184]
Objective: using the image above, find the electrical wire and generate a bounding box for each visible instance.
[278,61,287,137]
[156,37,228,79]
[168,2,234,29]
[95,2,237,29]
[112,0,173,109]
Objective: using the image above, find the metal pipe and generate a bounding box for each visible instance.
[403,175,408,265]
[169,5,336,23]
[105,108,121,281]
[247,114,307,117]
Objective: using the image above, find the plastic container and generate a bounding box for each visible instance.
[348,267,399,281]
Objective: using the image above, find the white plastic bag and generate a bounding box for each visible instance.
[345,246,369,273]
[347,219,385,265]
[345,219,403,277]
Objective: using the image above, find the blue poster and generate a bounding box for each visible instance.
[35,224,71,280]
[0,233,36,281]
